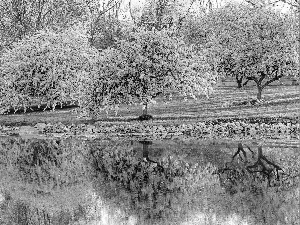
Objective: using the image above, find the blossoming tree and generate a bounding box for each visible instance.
[80,28,216,119]
[192,3,299,99]
[0,24,97,113]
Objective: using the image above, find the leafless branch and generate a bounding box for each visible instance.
[93,0,121,25]
[129,0,136,25]
[84,0,94,14]
[36,0,46,30]
[178,0,196,27]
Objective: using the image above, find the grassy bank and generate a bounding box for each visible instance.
[0,84,299,127]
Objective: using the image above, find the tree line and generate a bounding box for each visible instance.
[0,0,299,118]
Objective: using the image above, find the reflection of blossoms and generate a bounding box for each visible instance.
[0,138,93,215]
[89,141,220,224]
[80,28,215,119]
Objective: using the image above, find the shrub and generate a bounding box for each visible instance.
[0,24,98,113]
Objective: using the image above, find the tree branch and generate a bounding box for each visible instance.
[258,71,266,83]
[93,0,120,25]
[88,0,121,45]
[262,74,284,88]
[151,91,163,98]
[128,0,136,25]
[36,0,46,30]
[245,76,259,84]
[178,0,196,27]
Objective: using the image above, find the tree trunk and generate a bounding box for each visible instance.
[141,140,151,159]
[257,85,263,100]
[237,82,242,88]
[243,79,250,87]
[292,78,299,85]
[138,102,153,120]
[236,75,243,88]
[142,102,148,116]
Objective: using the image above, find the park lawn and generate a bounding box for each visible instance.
[0,84,299,127]
[116,84,299,119]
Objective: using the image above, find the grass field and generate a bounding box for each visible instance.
[117,84,300,119]
[0,81,299,126]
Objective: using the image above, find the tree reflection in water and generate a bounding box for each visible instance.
[216,143,298,196]
[89,139,219,224]
[89,139,300,225]
[0,137,93,225]
[0,137,298,225]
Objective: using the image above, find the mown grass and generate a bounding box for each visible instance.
[0,83,299,127]
[116,84,299,119]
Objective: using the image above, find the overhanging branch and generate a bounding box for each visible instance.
[262,68,284,88]
[245,76,259,84]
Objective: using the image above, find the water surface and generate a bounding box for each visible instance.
[0,136,299,225]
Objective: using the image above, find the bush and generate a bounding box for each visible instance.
[0,24,98,113]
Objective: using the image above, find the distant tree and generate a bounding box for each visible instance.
[188,3,299,99]
[79,28,216,119]
[243,0,300,86]
[0,0,87,50]
[83,0,124,50]
[0,25,97,113]
[129,0,221,31]
[243,0,284,8]
[243,0,299,12]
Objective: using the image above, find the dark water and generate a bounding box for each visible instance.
[0,136,299,225]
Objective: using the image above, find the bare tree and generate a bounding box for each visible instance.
[0,0,86,48]
[128,0,222,31]
[84,0,123,49]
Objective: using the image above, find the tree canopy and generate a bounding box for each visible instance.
[186,3,299,99]
[79,28,216,118]
[0,25,98,113]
